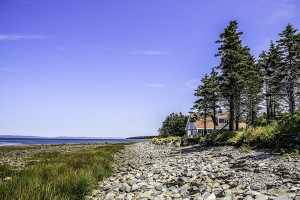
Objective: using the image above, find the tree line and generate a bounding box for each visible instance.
[193,20,300,132]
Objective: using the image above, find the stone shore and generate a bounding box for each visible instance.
[0,143,107,169]
[87,141,300,200]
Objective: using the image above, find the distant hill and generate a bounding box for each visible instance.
[53,136,124,139]
[126,136,156,139]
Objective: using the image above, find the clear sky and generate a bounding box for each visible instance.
[0,0,299,138]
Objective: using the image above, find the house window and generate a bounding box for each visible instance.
[219,118,229,124]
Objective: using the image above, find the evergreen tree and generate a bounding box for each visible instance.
[277,24,300,114]
[215,20,245,131]
[258,41,283,120]
[158,112,189,137]
[207,68,220,130]
[242,47,263,126]
[193,69,220,133]
[193,74,211,135]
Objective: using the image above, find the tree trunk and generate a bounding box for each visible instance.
[229,95,235,131]
[235,92,240,131]
[287,75,295,114]
[213,106,216,130]
[204,110,207,135]
[266,96,270,121]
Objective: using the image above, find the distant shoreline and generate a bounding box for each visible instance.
[126,136,156,139]
[0,138,145,146]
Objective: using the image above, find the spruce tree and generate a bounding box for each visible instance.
[193,74,210,135]
[258,41,283,120]
[207,68,220,130]
[242,47,263,126]
[277,24,300,114]
[193,69,220,134]
[215,20,245,131]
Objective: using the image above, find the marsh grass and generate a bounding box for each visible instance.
[0,143,129,200]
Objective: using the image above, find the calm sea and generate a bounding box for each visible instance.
[0,138,146,146]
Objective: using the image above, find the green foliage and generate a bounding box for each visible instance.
[185,138,200,144]
[0,143,127,200]
[277,110,300,135]
[193,68,220,132]
[258,41,283,120]
[258,122,279,147]
[239,144,251,153]
[158,112,188,137]
[253,114,269,127]
[280,148,300,157]
[207,130,238,142]
[212,147,222,152]
[276,24,300,114]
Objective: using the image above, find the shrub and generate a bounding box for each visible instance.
[158,112,189,137]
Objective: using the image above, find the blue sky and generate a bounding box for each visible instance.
[0,0,299,138]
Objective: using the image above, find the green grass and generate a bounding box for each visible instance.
[239,144,251,153]
[212,147,222,152]
[151,136,182,140]
[0,143,129,200]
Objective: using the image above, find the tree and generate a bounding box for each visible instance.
[207,68,220,130]
[193,68,220,133]
[158,112,189,137]
[242,47,263,127]
[193,74,211,134]
[258,41,283,121]
[215,20,245,131]
[277,24,300,114]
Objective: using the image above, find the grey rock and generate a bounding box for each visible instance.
[221,196,232,200]
[244,195,253,200]
[104,192,115,200]
[254,193,268,200]
[119,182,131,193]
[274,194,293,200]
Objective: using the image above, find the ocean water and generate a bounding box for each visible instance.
[0,138,146,146]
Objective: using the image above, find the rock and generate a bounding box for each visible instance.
[140,191,150,198]
[205,177,213,183]
[131,184,138,191]
[175,142,181,147]
[275,194,293,200]
[120,182,131,193]
[221,196,232,200]
[204,193,216,200]
[127,180,134,186]
[3,177,12,181]
[221,184,230,190]
[250,185,260,191]
[290,187,299,192]
[104,192,115,200]
[115,194,125,200]
[244,195,253,200]
[254,193,268,200]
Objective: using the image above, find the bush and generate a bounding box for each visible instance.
[277,110,300,135]
[158,112,188,137]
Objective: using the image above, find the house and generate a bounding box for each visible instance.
[185,113,247,137]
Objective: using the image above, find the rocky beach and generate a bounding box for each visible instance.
[88,141,300,200]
